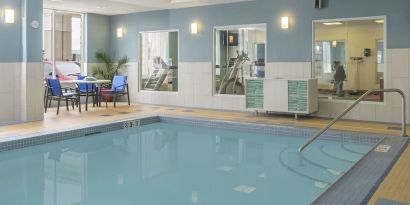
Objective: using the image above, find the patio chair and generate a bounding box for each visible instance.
[100,75,130,108]
[77,76,97,111]
[45,78,81,115]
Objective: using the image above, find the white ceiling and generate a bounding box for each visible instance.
[44,0,252,15]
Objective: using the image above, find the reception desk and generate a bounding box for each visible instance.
[245,78,318,118]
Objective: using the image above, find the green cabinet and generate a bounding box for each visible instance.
[246,80,264,109]
[288,80,308,112]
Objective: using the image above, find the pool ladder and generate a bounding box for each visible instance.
[299,88,407,152]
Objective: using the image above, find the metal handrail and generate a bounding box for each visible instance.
[299,88,407,152]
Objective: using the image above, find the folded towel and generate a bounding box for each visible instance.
[84,77,97,81]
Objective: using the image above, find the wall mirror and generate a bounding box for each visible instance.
[214,24,266,95]
[139,31,179,92]
[313,18,385,102]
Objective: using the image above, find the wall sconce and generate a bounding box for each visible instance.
[4,9,15,24]
[191,23,198,34]
[332,41,337,47]
[281,16,289,29]
[117,27,123,38]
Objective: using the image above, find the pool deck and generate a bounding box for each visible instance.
[0,103,409,205]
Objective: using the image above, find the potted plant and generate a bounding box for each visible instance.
[92,52,129,102]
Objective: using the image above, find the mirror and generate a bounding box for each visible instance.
[313,18,385,101]
[139,31,178,92]
[214,24,266,95]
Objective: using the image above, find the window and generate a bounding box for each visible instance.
[214,24,266,95]
[43,9,84,80]
[139,31,178,92]
[313,18,385,101]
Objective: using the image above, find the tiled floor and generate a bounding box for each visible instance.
[0,103,409,204]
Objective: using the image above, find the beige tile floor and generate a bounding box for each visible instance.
[0,103,408,204]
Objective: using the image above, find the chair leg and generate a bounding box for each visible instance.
[113,92,117,108]
[48,98,52,108]
[57,98,61,115]
[78,95,81,113]
[85,92,89,111]
[45,97,49,113]
[126,85,130,106]
[66,97,69,111]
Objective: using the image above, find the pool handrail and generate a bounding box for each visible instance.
[299,88,407,152]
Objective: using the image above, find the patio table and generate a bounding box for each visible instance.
[60,79,111,110]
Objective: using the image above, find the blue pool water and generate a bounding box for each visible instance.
[0,122,375,205]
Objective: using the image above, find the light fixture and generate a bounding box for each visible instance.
[117,28,123,38]
[323,22,343,26]
[375,20,384,23]
[228,35,234,44]
[191,22,198,34]
[332,41,337,47]
[281,16,289,29]
[4,9,15,24]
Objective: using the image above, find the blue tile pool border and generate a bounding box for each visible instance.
[0,115,407,205]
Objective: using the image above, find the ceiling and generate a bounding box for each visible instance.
[44,0,252,15]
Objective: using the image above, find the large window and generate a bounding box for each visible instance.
[214,24,266,95]
[43,9,84,80]
[139,31,178,92]
[313,18,385,101]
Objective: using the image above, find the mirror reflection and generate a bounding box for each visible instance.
[140,31,179,92]
[314,19,385,101]
[214,24,266,95]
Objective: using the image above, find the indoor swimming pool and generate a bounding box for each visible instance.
[0,119,380,205]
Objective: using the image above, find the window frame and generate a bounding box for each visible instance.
[42,9,85,78]
[138,29,180,93]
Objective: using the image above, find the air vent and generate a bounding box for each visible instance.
[315,0,322,8]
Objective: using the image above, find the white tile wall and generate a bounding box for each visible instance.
[3,49,406,124]
[122,51,410,124]
[123,62,246,111]
[0,63,44,124]
[0,63,22,123]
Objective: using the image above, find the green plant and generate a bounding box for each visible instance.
[92,52,129,81]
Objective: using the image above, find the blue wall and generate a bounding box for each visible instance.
[0,0,22,62]
[0,0,43,63]
[109,0,410,63]
[87,13,111,63]
[24,0,43,63]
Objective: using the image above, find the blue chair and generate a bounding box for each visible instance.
[45,78,81,115]
[100,75,130,108]
[77,76,96,111]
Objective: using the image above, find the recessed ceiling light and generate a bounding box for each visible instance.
[375,20,384,23]
[97,5,107,9]
[323,22,343,26]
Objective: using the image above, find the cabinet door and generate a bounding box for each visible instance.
[288,80,308,112]
[246,80,264,109]
[263,80,288,111]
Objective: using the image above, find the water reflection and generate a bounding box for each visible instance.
[0,123,372,205]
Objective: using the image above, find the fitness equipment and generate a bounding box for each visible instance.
[218,51,250,95]
[350,57,363,93]
[144,57,169,91]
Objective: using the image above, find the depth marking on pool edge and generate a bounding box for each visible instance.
[374,144,391,153]
[123,120,140,129]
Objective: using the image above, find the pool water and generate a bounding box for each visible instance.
[0,122,375,205]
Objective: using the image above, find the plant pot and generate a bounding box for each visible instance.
[100,88,113,102]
